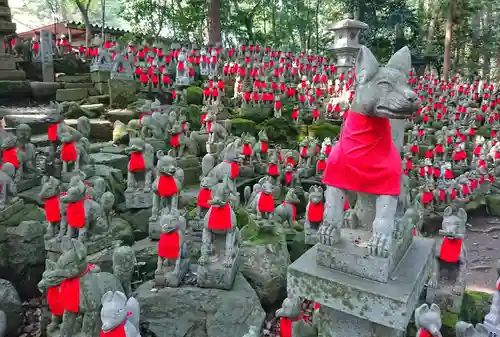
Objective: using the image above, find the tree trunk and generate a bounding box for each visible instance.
[272,0,276,44]
[74,1,92,47]
[207,0,222,45]
[443,0,455,80]
[424,1,440,55]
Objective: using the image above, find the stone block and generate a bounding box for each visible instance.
[94,82,110,95]
[104,108,138,124]
[87,94,110,105]
[0,80,31,98]
[0,199,25,224]
[91,70,110,83]
[30,81,61,99]
[287,238,434,333]
[90,152,128,173]
[63,82,94,89]
[80,103,105,114]
[125,190,153,209]
[65,118,113,141]
[55,88,88,101]
[316,226,414,283]
[56,74,91,83]
[109,79,137,108]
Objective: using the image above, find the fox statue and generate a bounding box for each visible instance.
[100,291,141,337]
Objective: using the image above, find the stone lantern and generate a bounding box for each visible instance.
[327,13,368,75]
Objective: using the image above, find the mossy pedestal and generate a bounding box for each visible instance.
[287,237,434,337]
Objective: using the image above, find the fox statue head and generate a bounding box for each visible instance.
[351,46,419,119]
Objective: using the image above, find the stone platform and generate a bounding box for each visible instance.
[287,238,434,336]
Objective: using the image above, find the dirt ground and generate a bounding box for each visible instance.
[465,212,500,293]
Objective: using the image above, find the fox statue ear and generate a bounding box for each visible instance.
[355,46,379,85]
[386,46,412,76]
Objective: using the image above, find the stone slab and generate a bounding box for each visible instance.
[316,226,414,283]
[90,152,128,173]
[108,79,137,108]
[287,238,434,331]
[0,199,24,223]
[103,109,138,124]
[426,282,465,314]
[63,82,94,89]
[197,249,241,290]
[30,82,61,99]
[94,82,110,95]
[91,70,110,83]
[56,74,91,83]
[45,233,114,258]
[100,145,127,155]
[125,190,153,209]
[55,88,88,101]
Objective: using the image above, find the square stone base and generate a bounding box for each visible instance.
[197,248,240,290]
[125,190,152,209]
[154,259,189,287]
[288,238,434,332]
[149,218,161,239]
[304,222,320,245]
[426,282,465,314]
[316,226,414,283]
[0,198,24,223]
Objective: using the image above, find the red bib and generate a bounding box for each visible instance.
[48,123,60,142]
[100,323,126,337]
[440,238,463,263]
[344,200,350,210]
[260,141,268,153]
[197,188,212,209]
[258,193,275,212]
[268,163,279,176]
[129,152,145,171]
[417,328,433,337]
[170,134,180,148]
[242,143,252,156]
[59,264,94,313]
[66,200,85,228]
[158,231,180,259]
[47,286,64,316]
[45,196,61,222]
[308,202,324,222]
[317,160,326,172]
[224,160,239,179]
[158,175,179,197]
[300,147,309,157]
[208,203,232,230]
[2,147,18,168]
[324,145,332,156]
[284,172,293,185]
[61,142,77,162]
[422,191,433,204]
[280,317,299,337]
[444,169,454,179]
[283,202,296,220]
[323,112,401,195]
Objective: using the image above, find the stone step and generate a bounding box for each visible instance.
[4,114,113,139]
[56,88,89,102]
[56,74,91,83]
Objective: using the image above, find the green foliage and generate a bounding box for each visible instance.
[186,86,203,105]
[308,122,340,140]
[257,117,299,145]
[231,118,257,136]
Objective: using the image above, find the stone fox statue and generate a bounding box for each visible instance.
[100,291,141,337]
[319,45,420,257]
[37,239,136,337]
[455,322,488,337]
[126,137,154,192]
[414,303,442,337]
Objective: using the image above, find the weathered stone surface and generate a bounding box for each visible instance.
[94,82,110,95]
[109,79,137,108]
[92,164,126,205]
[63,82,94,89]
[56,73,91,83]
[90,153,128,173]
[486,194,500,216]
[104,108,137,124]
[91,70,110,83]
[109,217,135,246]
[30,81,61,99]
[0,279,21,337]
[118,207,151,241]
[240,240,290,307]
[136,273,265,337]
[55,88,88,101]
[0,203,45,226]
[65,118,113,140]
[1,220,46,300]
[87,94,110,105]
[0,81,31,99]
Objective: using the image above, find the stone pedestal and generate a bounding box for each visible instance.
[287,237,434,337]
[0,2,26,80]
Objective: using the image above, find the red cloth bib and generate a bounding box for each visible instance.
[67,200,85,228]
[422,191,433,204]
[158,231,180,258]
[197,188,212,209]
[59,264,94,313]
[440,238,463,263]
[100,323,126,337]
[322,112,401,195]
[242,143,252,156]
[283,202,296,220]
[286,157,296,166]
[158,175,179,197]
[324,145,332,156]
[300,147,308,157]
[61,142,77,162]
[45,196,61,222]
[344,200,350,210]
[268,163,279,176]
[2,147,18,168]
[280,317,299,337]
[129,152,145,171]
[260,141,268,153]
[308,202,324,222]
[170,134,180,148]
[208,203,232,230]
[47,286,64,316]
[417,328,433,337]
[48,123,60,142]
[444,169,454,179]
[284,172,293,185]
[258,193,275,212]
[317,160,326,172]
[224,160,239,179]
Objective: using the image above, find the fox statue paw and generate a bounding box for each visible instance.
[318,223,340,245]
[367,232,391,257]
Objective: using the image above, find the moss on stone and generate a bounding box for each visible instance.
[240,105,273,123]
[308,122,340,140]
[257,117,299,145]
[231,118,257,136]
[486,194,500,216]
[186,104,202,130]
[237,208,283,245]
[186,86,203,105]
